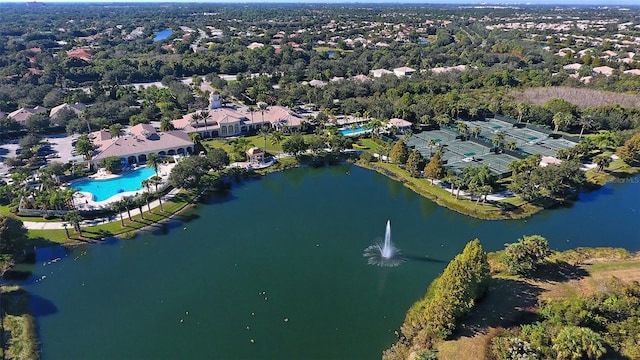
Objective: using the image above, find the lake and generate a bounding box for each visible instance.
[153,29,173,42]
[22,165,640,359]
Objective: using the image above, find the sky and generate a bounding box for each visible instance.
[4,0,639,4]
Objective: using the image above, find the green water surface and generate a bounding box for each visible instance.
[23,165,640,359]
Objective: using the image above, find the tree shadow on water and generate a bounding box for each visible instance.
[175,212,200,223]
[1,287,58,317]
[403,254,447,264]
[28,293,58,317]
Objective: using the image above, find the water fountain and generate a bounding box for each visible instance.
[363,220,404,267]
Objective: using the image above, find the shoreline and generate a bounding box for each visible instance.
[352,158,640,221]
[353,160,542,220]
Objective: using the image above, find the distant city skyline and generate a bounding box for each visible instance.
[3,0,640,5]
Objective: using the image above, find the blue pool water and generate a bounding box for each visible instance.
[153,29,173,42]
[340,126,371,136]
[71,167,156,202]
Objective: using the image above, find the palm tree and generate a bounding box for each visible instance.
[64,210,83,237]
[578,115,594,139]
[111,200,126,227]
[160,118,175,132]
[141,179,153,212]
[456,121,469,140]
[269,131,283,150]
[553,111,573,132]
[259,126,270,154]
[366,119,382,139]
[122,196,133,221]
[149,176,164,212]
[451,176,465,199]
[200,110,210,138]
[135,195,145,220]
[471,126,481,138]
[492,131,506,152]
[247,105,256,131]
[190,132,202,145]
[109,123,124,139]
[258,102,269,128]
[190,111,201,132]
[594,154,612,172]
[516,103,530,123]
[146,153,162,177]
[505,140,517,151]
[478,185,493,204]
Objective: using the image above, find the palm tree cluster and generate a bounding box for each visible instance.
[442,164,495,203]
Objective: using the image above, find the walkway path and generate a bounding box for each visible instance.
[22,188,181,230]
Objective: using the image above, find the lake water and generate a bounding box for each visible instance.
[153,29,173,42]
[22,165,640,359]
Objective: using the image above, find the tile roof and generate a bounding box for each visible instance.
[8,106,48,123]
[92,130,193,161]
[49,102,86,119]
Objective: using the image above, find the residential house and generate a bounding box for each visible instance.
[49,102,87,120]
[623,69,640,76]
[592,66,615,76]
[393,66,416,77]
[66,48,92,62]
[370,68,393,78]
[8,106,48,125]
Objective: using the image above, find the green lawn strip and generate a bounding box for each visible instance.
[356,161,541,220]
[28,192,193,244]
[358,139,385,153]
[313,46,352,53]
[203,134,284,154]
[0,285,39,360]
[586,260,640,272]
[607,158,639,176]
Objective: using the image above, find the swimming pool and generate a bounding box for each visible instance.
[339,126,371,136]
[71,167,156,202]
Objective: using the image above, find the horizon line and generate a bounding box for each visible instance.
[4,0,640,5]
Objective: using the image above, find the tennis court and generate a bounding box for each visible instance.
[461,118,576,157]
[407,116,578,176]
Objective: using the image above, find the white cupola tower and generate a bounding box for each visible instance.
[209,92,221,109]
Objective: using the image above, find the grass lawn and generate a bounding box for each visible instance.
[27,192,193,245]
[357,138,386,154]
[313,46,352,53]
[203,135,284,155]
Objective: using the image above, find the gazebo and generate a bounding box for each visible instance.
[246,147,265,165]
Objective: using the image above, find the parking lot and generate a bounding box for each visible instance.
[0,132,79,177]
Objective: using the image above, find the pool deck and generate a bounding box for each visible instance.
[22,164,176,230]
[71,163,174,212]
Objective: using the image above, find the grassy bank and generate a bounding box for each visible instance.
[0,286,39,360]
[27,191,194,245]
[355,160,543,220]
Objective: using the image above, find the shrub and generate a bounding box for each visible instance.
[500,235,550,276]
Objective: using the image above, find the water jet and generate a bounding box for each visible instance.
[363,220,404,267]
